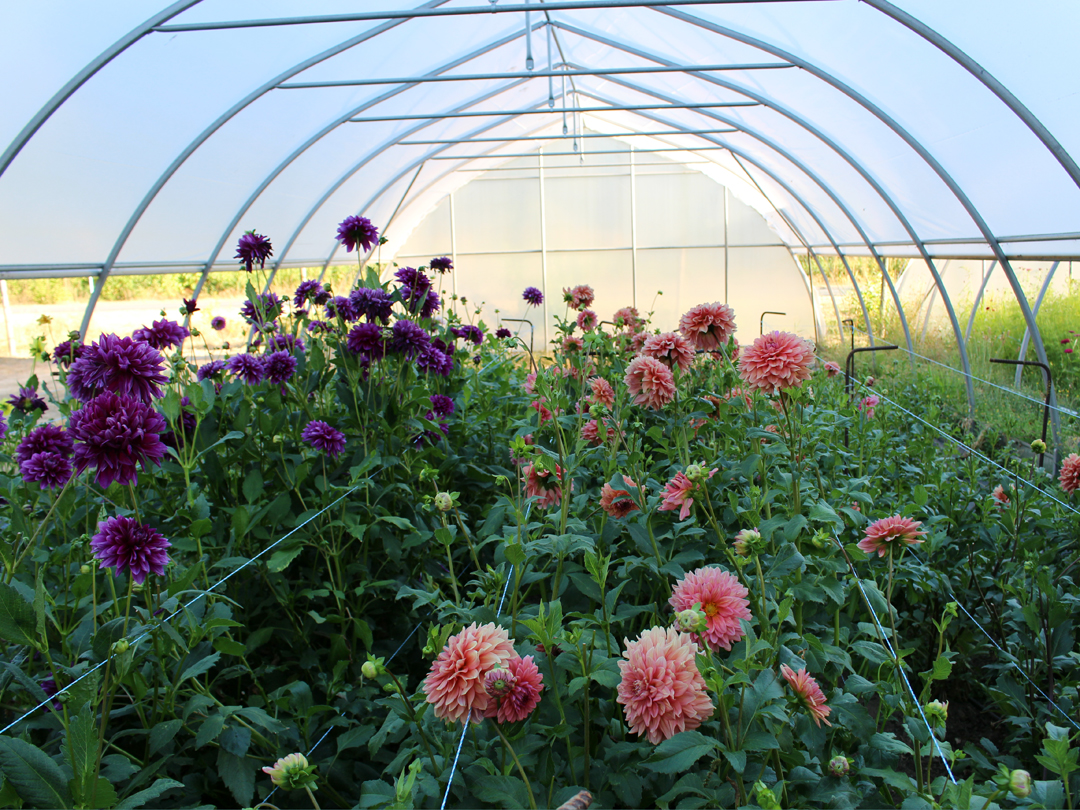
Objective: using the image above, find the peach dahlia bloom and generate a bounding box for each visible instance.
[624,356,676,410]
[521,462,570,509]
[657,468,715,521]
[577,309,598,332]
[991,485,1010,506]
[738,331,816,395]
[617,627,714,744]
[857,515,926,558]
[601,477,639,518]
[588,376,615,408]
[613,306,644,332]
[563,284,595,311]
[1060,453,1080,495]
[485,655,544,724]
[424,623,516,724]
[669,567,751,651]
[780,664,832,727]
[679,302,736,351]
[641,332,696,374]
[823,361,842,378]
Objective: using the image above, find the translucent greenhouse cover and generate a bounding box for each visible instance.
[3,0,1080,290]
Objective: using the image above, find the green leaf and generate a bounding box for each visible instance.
[643,730,718,773]
[0,736,72,809]
[81,778,117,809]
[213,638,247,657]
[267,541,304,573]
[62,704,96,803]
[504,542,527,567]
[179,651,220,682]
[809,501,843,528]
[149,719,183,756]
[219,726,252,758]
[870,732,914,756]
[470,774,530,808]
[32,571,45,643]
[242,469,263,504]
[0,581,39,648]
[195,713,225,749]
[378,515,414,530]
[216,749,255,807]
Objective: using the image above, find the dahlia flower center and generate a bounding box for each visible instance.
[704,602,720,617]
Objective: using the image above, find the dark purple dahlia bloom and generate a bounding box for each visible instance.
[523,286,544,306]
[197,360,228,382]
[16,424,74,465]
[326,295,360,322]
[416,346,453,376]
[235,230,273,273]
[301,420,347,458]
[430,256,453,274]
[51,340,85,368]
[414,411,450,445]
[335,215,379,254]
[40,678,61,713]
[182,298,200,315]
[429,394,455,417]
[132,318,190,351]
[162,397,197,450]
[8,385,47,414]
[240,293,283,327]
[20,452,72,490]
[66,334,168,403]
[293,280,323,307]
[0,411,6,441]
[495,327,512,340]
[390,319,431,359]
[70,393,167,489]
[347,323,387,359]
[211,316,226,331]
[349,287,394,323]
[264,351,297,385]
[268,334,305,354]
[416,289,440,319]
[307,320,332,334]
[227,353,266,385]
[90,516,171,584]
[395,267,431,297]
[452,325,484,346]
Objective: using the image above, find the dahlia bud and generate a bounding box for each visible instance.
[673,607,708,634]
[589,403,606,418]
[1031,439,1047,454]
[484,667,516,698]
[79,564,91,575]
[753,782,781,810]
[733,528,763,557]
[434,492,453,512]
[262,752,318,791]
[1009,769,1032,798]
[828,755,850,777]
[110,639,129,655]
[361,658,383,679]
[684,464,705,483]
[924,699,948,726]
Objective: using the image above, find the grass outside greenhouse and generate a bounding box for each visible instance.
[0,223,1078,810]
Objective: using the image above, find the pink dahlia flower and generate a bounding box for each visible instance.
[522,372,537,395]
[721,387,754,409]
[669,567,751,651]
[530,398,554,425]
[577,309,598,332]
[613,306,643,332]
[679,302,736,350]
[562,336,584,354]
[601,477,639,518]
[1060,453,1080,495]
[617,627,714,744]
[423,623,516,724]
[780,664,832,727]
[824,361,841,377]
[657,468,715,521]
[641,332,696,374]
[580,419,613,446]
[991,484,1009,506]
[485,655,544,724]
[588,376,615,408]
[522,462,569,509]
[624,356,676,410]
[857,515,926,558]
[738,331,816,395]
[562,284,595,311]
[858,394,880,419]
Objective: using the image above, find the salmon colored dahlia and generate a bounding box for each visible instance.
[577,309,598,332]
[624,356,676,410]
[657,468,715,521]
[1060,453,1080,495]
[562,336,584,354]
[581,419,620,446]
[424,623,516,724]
[641,332,696,374]
[521,462,570,509]
[857,515,926,558]
[601,477,639,518]
[780,664,832,727]
[613,306,644,332]
[679,302,736,350]
[588,376,615,408]
[824,361,841,377]
[738,331,816,394]
[485,655,544,724]
[669,567,751,651]
[617,627,714,744]
[991,484,1010,506]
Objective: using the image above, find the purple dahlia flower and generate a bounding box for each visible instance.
[240,293,283,327]
[51,340,85,368]
[211,316,226,331]
[268,334,305,354]
[416,345,453,376]
[413,289,440,319]
[395,267,431,297]
[70,393,167,489]
[227,353,266,385]
[347,322,387,359]
[495,327,512,340]
[390,319,430,359]
[66,334,168,403]
[90,516,171,584]
[16,424,74,465]
[301,420,346,458]
[523,286,543,306]
[349,287,394,323]
[182,298,200,315]
[20,452,72,490]
[133,318,190,351]
[293,279,326,308]
[264,351,297,385]
[429,394,455,417]
[235,230,273,273]
[335,215,379,254]
[307,320,332,334]
[197,360,228,382]
[326,295,360,322]
[430,256,453,274]
[0,411,6,441]
[452,325,484,346]
[8,385,47,414]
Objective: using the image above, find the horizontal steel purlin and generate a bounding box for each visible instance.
[348,101,757,122]
[397,129,738,144]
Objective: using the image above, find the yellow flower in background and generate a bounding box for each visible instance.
[37,314,53,326]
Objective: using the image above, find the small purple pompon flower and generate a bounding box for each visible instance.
[90,516,171,584]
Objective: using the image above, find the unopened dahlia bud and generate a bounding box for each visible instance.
[434,492,453,512]
[110,639,129,655]
[262,752,318,791]
[828,755,850,777]
[483,667,516,698]
[684,464,705,483]
[733,528,763,557]
[673,607,708,634]
[589,403,606,418]
[79,564,91,575]
[361,661,378,679]
[1009,769,1031,798]
[925,699,948,726]
[753,782,781,810]
[1031,439,1047,454]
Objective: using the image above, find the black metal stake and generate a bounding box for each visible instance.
[989,358,1053,468]
[844,343,899,447]
[759,311,786,335]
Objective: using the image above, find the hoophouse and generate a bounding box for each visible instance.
[3,0,1080,412]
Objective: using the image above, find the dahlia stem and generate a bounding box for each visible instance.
[494,724,538,810]
[385,670,439,777]
[303,785,321,810]
[13,473,77,580]
[444,544,461,604]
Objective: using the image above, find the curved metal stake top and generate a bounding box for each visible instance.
[760,311,786,334]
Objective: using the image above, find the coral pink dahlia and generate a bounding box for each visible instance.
[991,484,1010,506]
[641,332,696,374]
[562,285,595,311]
[485,655,544,724]
[624,356,676,410]
[617,627,714,744]
[657,468,715,521]
[780,664,832,727]
[424,623,516,724]
[857,515,926,558]
[679,302,736,350]
[588,376,615,408]
[669,567,751,651]
[601,477,639,518]
[577,309,598,332]
[824,361,841,378]
[521,462,569,509]
[1060,453,1080,495]
[738,331,816,395]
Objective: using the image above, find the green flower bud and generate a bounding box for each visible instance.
[673,607,708,634]
[1031,439,1047,454]
[753,782,781,810]
[684,464,705,482]
[361,656,386,679]
[110,638,129,655]
[733,528,764,557]
[79,564,91,575]
[1009,769,1032,798]
[261,753,318,791]
[435,492,453,512]
[924,699,948,726]
[828,755,850,777]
